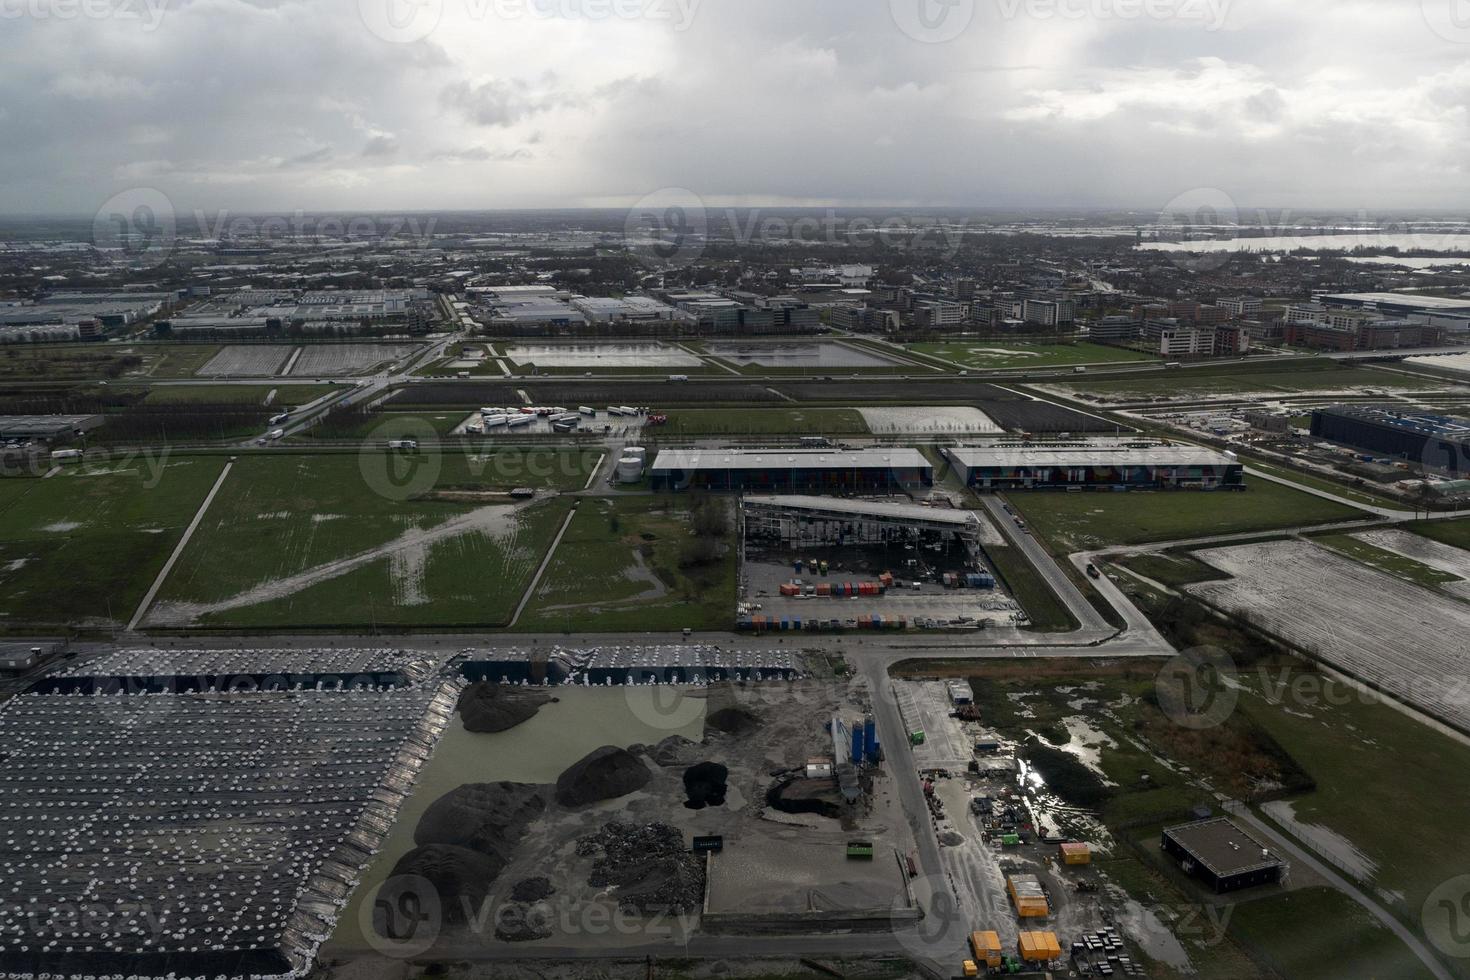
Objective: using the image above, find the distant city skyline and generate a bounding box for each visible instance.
[3,0,1470,215]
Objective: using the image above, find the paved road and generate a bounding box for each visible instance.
[976,494,1114,634]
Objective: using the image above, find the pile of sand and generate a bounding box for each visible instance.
[555,746,651,807]
[457,683,552,733]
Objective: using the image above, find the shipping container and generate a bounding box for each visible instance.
[1018,931,1062,962]
[1007,874,1049,917]
[1060,842,1092,865]
[970,931,1003,968]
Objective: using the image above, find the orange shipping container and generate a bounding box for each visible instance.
[1007,874,1049,917]
[1060,842,1092,865]
[969,930,1002,968]
[1018,931,1062,962]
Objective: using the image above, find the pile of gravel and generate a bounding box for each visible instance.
[555,746,651,807]
[457,683,552,733]
[651,734,697,767]
[509,877,556,903]
[577,822,706,915]
[386,844,503,925]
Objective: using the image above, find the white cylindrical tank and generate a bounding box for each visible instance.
[624,446,647,460]
[617,456,644,483]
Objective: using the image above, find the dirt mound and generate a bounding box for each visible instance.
[415,782,545,865]
[457,683,551,733]
[509,876,555,903]
[578,822,705,915]
[494,902,554,943]
[385,845,503,925]
[652,734,697,766]
[766,775,844,818]
[555,746,651,807]
[682,761,729,810]
[705,705,760,735]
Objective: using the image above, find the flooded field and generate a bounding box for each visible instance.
[504,342,702,367]
[705,341,901,368]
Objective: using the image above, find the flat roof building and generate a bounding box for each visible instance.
[1162,818,1287,893]
[651,448,932,493]
[947,441,1244,491]
[1311,404,1470,472]
[0,414,104,440]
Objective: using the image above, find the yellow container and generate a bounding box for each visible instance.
[962,960,979,977]
[969,930,1003,967]
[1060,842,1092,865]
[1018,931,1063,962]
[1007,874,1049,918]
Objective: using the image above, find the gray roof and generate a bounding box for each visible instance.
[1165,818,1285,877]
[744,494,976,526]
[652,448,932,472]
[949,443,1238,469]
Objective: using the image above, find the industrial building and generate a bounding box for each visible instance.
[946,441,1245,491]
[650,448,933,493]
[742,495,983,553]
[1311,405,1470,473]
[1161,818,1288,893]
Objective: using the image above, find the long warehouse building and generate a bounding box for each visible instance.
[650,448,933,493]
[1311,404,1470,473]
[947,442,1245,491]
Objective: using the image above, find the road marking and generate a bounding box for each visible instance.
[125,460,234,632]
[279,346,303,376]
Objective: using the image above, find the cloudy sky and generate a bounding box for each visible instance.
[3,0,1470,215]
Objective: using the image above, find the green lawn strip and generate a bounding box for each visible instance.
[303,410,475,440]
[139,384,339,406]
[1060,362,1444,398]
[0,457,226,629]
[1112,551,1234,589]
[1309,532,1463,589]
[514,496,736,633]
[1006,481,1365,552]
[1243,458,1402,509]
[983,544,1076,631]
[656,407,869,436]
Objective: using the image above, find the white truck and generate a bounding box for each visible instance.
[50,449,82,462]
[1073,366,1088,374]
[267,429,286,441]
[387,439,419,451]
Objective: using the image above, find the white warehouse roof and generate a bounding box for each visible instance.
[743,494,976,526]
[949,444,1238,469]
[652,448,932,472]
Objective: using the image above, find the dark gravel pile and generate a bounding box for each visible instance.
[386,844,503,925]
[494,902,555,943]
[414,781,546,865]
[457,683,551,733]
[577,822,706,915]
[651,734,697,766]
[682,761,729,810]
[555,746,651,807]
[509,876,556,903]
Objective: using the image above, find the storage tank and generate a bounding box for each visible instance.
[863,716,877,760]
[851,725,864,764]
[624,446,647,459]
[617,456,644,483]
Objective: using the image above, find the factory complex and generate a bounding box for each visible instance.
[1311,404,1470,473]
[946,441,1245,491]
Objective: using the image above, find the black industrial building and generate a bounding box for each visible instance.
[1162,818,1287,893]
[649,448,933,493]
[1310,405,1470,473]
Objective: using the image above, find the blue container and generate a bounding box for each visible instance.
[863,716,877,760]
[851,726,864,764]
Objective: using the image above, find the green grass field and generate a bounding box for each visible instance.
[152,453,591,628]
[910,341,1157,370]
[657,407,869,436]
[1232,663,1470,978]
[302,410,474,440]
[1229,887,1436,980]
[1006,480,1366,551]
[515,496,737,632]
[0,456,227,630]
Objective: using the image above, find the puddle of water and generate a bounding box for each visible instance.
[1119,898,1196,972]
[1261,800,1377,881]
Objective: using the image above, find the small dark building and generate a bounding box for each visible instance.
[1162,818,1287,893]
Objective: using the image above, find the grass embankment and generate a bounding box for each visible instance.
[909,340,1157,371]
[655,408,869,436]
[1060,361,1446,398]
[515,495,737,632]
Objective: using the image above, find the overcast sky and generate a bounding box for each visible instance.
[3,0,1470,216]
